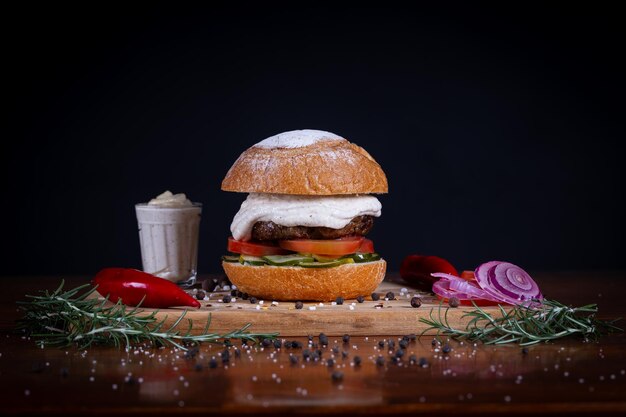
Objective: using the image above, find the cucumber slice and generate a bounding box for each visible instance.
[239,254,268,266]
[222,255,240,263]
[312,254,343,262]
[263,254,314,266]
[348,253,382,263]
[299,257,356,268]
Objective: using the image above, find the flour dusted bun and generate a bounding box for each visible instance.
[222,260,387,301]
[221,129,388,195]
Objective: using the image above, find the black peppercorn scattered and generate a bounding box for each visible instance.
[353,355,362,366]
[399,339,409,349]
[222,295,232,303]
[331,371,344,382]
[126,375,137,385]
[241,292,249,300]
[356,295,365,303]
[388,339,395,349]
[408,354,417,365]
[385,291,395,300]
[194,363,204,372]
[302,349,311,359]
[195,290,206,300]
[234,348,241,358]
[327,358,335,367]
[291,341,303,349]
[342,334,350,344]
[184,347,199,359]
[221,349,230,362]
[308,335,314,342]
[408,333,417,341]
[378,340,385,348]
[273,339,282,349]
[395,349,405,358]
[371,292,380,301]
[376,356,385,367]
[410,297,422,308]
[261,338,271,347]
[335,296,344,305]
[208,358,218,369]
[311,351,320,361]
[316,349,323,358]
[290,355,299,364]
[448,297,460,308]
[342,350,349,359]
[295,301,303,309]
[319,333,329,346]
[230,289,238,296]
[431,339,438,346]
[522,347,529,355]
[418,357,428,367]
[249,297,258,304]
[442,344,451,354]
[332,346,339,354]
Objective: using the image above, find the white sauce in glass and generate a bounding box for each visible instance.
[148,190,193,207]
[231,193,382,241]
[254,129,344,149]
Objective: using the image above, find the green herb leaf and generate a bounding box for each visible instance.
[16,280,278,350]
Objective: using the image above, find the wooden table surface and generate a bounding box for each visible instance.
[1,272,625,416]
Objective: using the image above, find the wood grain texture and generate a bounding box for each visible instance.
[1,272,625,416]
[85,277,501,336]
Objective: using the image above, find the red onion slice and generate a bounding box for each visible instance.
[475,261,542,306]
[432,278,494,301]
[431,272,499,301]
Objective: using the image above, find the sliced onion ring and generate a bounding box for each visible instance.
[431,272,499,301]
[475,261,542,306]
[432,279,493,301]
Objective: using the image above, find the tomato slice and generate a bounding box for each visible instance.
[227,237,291,256]
[357,238,374,254]
[460,270,475,280]
[278,236,364,256]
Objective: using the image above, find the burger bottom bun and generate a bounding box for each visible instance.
[221,260,387,301]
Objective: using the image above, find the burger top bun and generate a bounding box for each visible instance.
[221,129,388,195]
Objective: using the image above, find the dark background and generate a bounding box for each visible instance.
[3,3,624,277]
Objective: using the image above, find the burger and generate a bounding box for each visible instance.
[221,129,388,301]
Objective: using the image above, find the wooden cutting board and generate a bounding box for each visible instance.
[91,275,502,336]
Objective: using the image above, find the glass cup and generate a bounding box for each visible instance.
[135,203,202,287]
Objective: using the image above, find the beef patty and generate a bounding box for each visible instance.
[251,215,374,241]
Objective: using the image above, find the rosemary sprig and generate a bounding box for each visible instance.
[16,280,278,350]
[420,299,622,346]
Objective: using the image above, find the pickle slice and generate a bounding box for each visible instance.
[239,254,268,266]
[347,253,382,263]
[263,255,315,266]
[298,258,355,268]
[222,255,240,263]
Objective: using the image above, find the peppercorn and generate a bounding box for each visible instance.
[126,376,136,385]
[195,290,206,300]
[295,301,303,309]
[378,340,385,348]
[331,371,344,382]
[353,355,362,366]
[208,359,218,369]
[431,339,438,346]
[376,356,385,366]
[342,350,349,359]
[273,339,282,349]
[356,295,365,303]
[222,295,232,303]
[522,347,529,355]
[418,357,428,367]
[448,297,460,308]
[261,338,272,347]
[395,349,405,358]
[302,349,311,359]
[241,292,249,300]
[291,341,303,349]
[327,358,335,367]
[399,339,409,349]
[319,333,329,346]
[308,335,314,342]
[234,348,241,358]
[194,363,204,372]
[410,297,422,308]
[332,346,339,354]
[388,339,395,349]
[385,291,395,300]
[249,297,258,304]
[335,296,344,305]
[342,334,350,344]
[408,354,417,365]
[442,344,451,354]
[230,289,238,296]
[290,355,298,364]
[371,292,380,301]
[408,333,417,341]
[310,351,320,361]
[316,349,323,358]
[221,349,230,362]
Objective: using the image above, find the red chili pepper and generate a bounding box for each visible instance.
[92,268,201,309]
[399,254,459,290]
